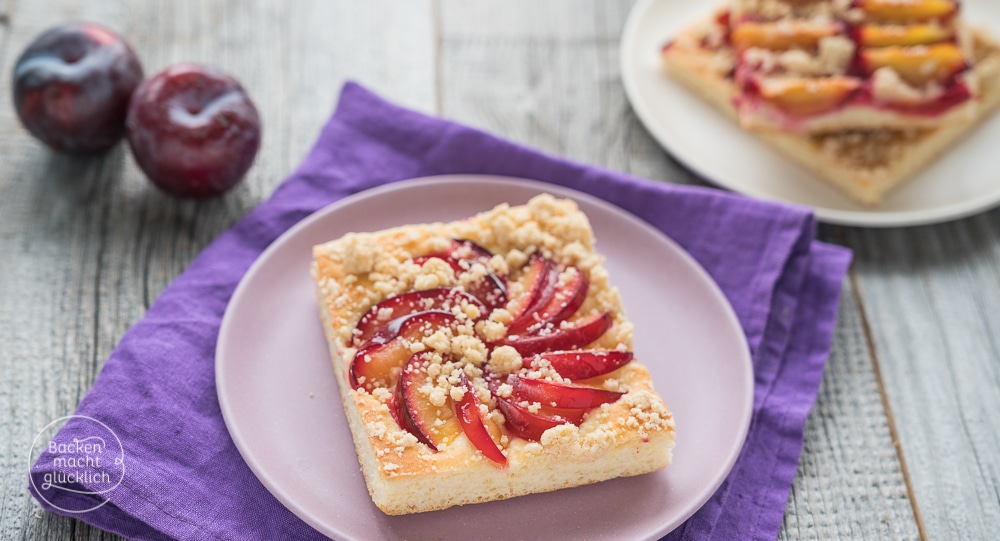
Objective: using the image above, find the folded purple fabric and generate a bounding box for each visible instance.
[29,82,851,540]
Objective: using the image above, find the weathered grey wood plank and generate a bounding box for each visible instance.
[779,276,920,540]
[846,212,1000,539]
[437,0,701,186]
[0,1,435,540]
[438,1,921,539]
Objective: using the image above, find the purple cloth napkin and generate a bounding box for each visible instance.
[29,82,851,540]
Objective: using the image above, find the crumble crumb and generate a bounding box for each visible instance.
[871,67,944,105]
[476,319,507,342]
[414,257,456,290]
[451,334,487,365]
[776,35,855,76]
[488,346,523,375]
[337,234,379,275]
[495,383,513,398]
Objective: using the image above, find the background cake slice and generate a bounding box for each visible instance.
[726,0,980,133]
[661,6,1000,205]
[311,194,675,515]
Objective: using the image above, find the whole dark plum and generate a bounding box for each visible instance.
[126,64,261,198]
[12,22,143,154]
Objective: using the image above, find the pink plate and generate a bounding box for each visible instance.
[216,175,753,540]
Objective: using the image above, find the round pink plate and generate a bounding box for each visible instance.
[216,175,753,540]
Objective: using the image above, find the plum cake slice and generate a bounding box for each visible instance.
[311,194,675,515]
[661,2,1000,205]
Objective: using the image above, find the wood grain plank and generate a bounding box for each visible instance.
[438,0,700,185]
[0,1,435,539]
[845,212,1000,539]
[438,1,921,538]
[779,275,920,540]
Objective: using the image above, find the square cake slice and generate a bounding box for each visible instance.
[724,0,981,133]
[311,194,676,515]
[661,6,1000,205]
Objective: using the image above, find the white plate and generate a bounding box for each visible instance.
[620,0,1000,227]
[217,175,753,540]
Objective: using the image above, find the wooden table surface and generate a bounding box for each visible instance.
[2,1,997,540]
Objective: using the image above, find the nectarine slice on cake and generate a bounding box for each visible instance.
[731,21,839,52]
[858,0,957,23]
[855,24,953,47]
[757,77,862,116]
[860,44,966,86]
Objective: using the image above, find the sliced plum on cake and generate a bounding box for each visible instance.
[485,373,627,442]
[396,351,506,464]
[454,372,507,465]
[352,288,486,346]
[498,254,612,356]
[500,311,613,357]
[398,352,464,451]
[505,255,589,336]
[493,394,579,442]
[504,254,559,333]
[351,246,635,457]
[350,310,459,391]
[506,375,624,409]
[477,253,633,442]
[523,350,634,380]
[414,238,507,310]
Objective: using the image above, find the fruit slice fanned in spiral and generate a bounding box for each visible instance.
[349,245,634,456]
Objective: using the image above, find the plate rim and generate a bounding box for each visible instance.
[216,174,754,539]
[620,0,1000,228]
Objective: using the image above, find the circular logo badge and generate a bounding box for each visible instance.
[29,415,126,514]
